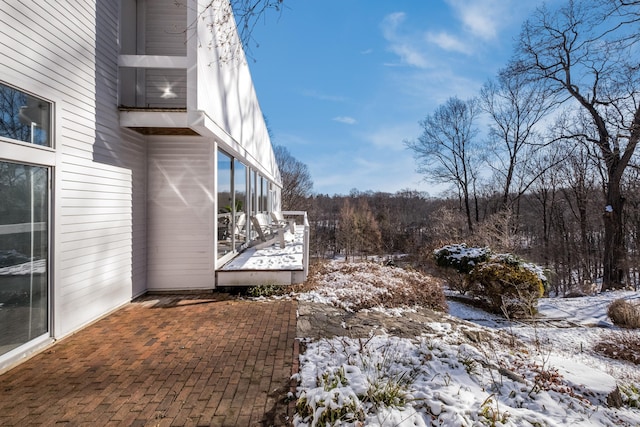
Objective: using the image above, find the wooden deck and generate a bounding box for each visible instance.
[216,218,309,287]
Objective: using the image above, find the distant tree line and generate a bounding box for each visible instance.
[302,174,640,295]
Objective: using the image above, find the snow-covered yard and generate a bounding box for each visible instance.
[288,260,640,426]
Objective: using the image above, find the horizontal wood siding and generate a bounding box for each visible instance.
[144,0,187,107]
[147,137,215,290]
[0,1,147,338]
[145,0,187,56]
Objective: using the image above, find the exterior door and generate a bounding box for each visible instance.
[0,161,49,356]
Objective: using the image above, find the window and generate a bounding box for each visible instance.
[217,150,250,258]
[217,150,232,259]
[234,160,247,252]
[0,82,51,147]
[260,176,268,212]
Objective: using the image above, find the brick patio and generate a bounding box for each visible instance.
[0,294,298,426]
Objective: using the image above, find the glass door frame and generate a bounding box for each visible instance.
[0,159,52,359]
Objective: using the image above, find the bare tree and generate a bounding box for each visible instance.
[337,199,357,262]
[405,97,482,232]
[273,145,313,210]
[513,0,640,290]
[0,85,31,143]
[185,0,285,62]
[480,67,553,209]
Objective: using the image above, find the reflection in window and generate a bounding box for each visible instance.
[250,170,257,215]
[234,160,247,252]
[0,161,49,356]
[0,83,51,146]
[217,150,232,259]
[260,177,268,212]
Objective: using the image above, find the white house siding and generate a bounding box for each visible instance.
[144,0,187,107]
[147,136,216,290]
[0,1,147,341]
[193,0,281,186]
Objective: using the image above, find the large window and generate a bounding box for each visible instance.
[217,151,250,259]
[259,176,268,212]
[217,151,233,259]
[0,82,51,146]
[0,161,49,356]
[234,160,247,252]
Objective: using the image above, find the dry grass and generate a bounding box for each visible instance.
[608,299,640,329]
[303,260,448,312]
[594,331,640,365]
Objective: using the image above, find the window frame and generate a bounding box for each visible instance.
[0,81,54,149]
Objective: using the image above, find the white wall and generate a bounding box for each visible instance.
[147,136,216,290]
[192,0,281,186]
[0,1,147,339]
[145,0,188,107]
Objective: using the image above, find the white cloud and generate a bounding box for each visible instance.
[426,31,471,54]
[301,89,347,102]
[445,0,507,41]
[311,150,440,196]
[381,12,431,69]
[381,11,406,36]
[333,116,357,125]
[362,122,421,151]
[273,132,313,147]
[387,43,431,68]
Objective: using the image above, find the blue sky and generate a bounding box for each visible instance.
[248,0,549,196]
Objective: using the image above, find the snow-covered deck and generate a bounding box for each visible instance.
[217,215,309,287]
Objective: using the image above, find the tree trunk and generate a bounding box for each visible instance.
[602,179,626,290]
[463,187,473,233]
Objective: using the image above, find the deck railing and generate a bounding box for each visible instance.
[282,211,310,279]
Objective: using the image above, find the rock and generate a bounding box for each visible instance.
[607,386,623,408]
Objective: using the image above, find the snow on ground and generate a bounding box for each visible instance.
[221,229,303,270]
[291,261,640,426]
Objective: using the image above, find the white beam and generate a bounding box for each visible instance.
[118,55,188,69]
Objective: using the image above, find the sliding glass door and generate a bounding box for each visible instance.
[0,161,49,356]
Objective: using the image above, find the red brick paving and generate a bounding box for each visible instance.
[0,294,298,426]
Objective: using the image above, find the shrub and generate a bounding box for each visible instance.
[467,259,545,318]
[438,268,472,295]
[607,299,640,329]
[433,244,547,317]
[433,243,491,274]
[247,283,286,298]
[594,331,640,364]
[619,384,640,408]
[302,261,448,312]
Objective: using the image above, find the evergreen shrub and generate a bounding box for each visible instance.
[433,243,491,273]
[434,244,547,317]
[467,259,545,317]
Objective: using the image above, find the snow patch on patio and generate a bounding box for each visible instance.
[222,228,304,271]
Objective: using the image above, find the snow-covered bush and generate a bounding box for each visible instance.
[433,243,491,274]
[294,339,425,427]
[468,259,545,317]
[295,366,365,425]
[301,261,447,312]
[619,384,640,408]
[434,244,546,317]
